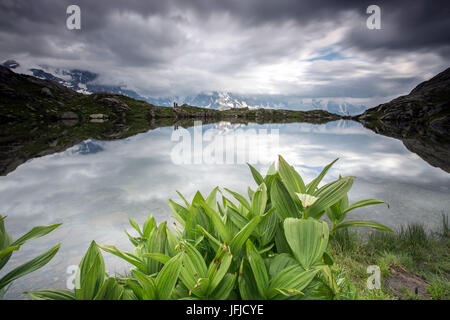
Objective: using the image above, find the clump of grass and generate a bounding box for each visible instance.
[331,228,359,253]
[426,274,450,300]
[441,213,449,238]
[329,215,449,300]
[376,251,413,277]
[366,222,434,262]
[398,223,430,249]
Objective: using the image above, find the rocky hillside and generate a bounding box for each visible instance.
[0,65,342,124]
[358,67,449,131]
[357,67,450,172]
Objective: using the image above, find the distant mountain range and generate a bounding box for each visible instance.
[1,61,448,174]
[0,63,343,175]
[1,59,367,115]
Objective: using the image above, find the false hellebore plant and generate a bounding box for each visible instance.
[25,155,392,300]
[0,216,61,299]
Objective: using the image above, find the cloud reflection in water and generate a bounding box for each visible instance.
[0,120,448,299]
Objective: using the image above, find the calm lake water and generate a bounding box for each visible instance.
[1,120,449,299]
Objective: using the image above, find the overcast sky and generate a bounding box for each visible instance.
[0,0,449,101]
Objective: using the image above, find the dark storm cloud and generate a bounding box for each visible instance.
[0,0,448,98]
[344,0,450,57]
[2,0,449,59]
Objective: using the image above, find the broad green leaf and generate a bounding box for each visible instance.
[145,221,168,274]
[156,253,183,299]
[11,223,62,247]
[271,176,299,220]
[200,200,232,243]
[142,214,156,238]
[259,207,278,246]
[121,288,139,300]
[266,162,277,176]
[0,243,60,290]
[323,252,334,266]
[165,227,179,257]
[176,191,190,207]
[75,241,105,300]
[142,252,171,264]
[169,199,189,227]
[131,269,157,300]
[197,225,221,252]
[180,242,208,295]
[258,243,274,255]
[273,288,304,298]
[97,244,147,272]
[342,199,387,215]
[224,188,251,211]
[246,240,268,299]
[25,289,75,300]
[226,206,250,230]
[124,279,144,299]
[314,264,338,294]
[238,259,261,300]
[206,187,219,209]
[187,277,210,298]
[251,183,267,216]
[278,155,306,196]
[274,222,290,254]
[306,158,338,194]
[206,245,232,296]
[156,254,183,300]
[333,220,394,233]
[171,282,190,299]
[183,206,204,240]
[230,214,262,255]
[306,177,354,219]
[247,163,264,185]
[183,242,207,276]
[0,216,12,250]
[222,195,238,211]
[124,230,139,247]
[0,219,14,269]
[267,267,318,299]
[0,245,19,259]
[94,277,124,300]
[247,187,255,201]
[283,218,329,269]
[267,253,299,278]
[211,273,236,300]
[191,191,206,207]
[325,201,342,224]
[128,218,142,236]
[264,173,276,196]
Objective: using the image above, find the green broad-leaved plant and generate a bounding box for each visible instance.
[0,215,61,299]
[252,155,393,234]
[25,154,394,300]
